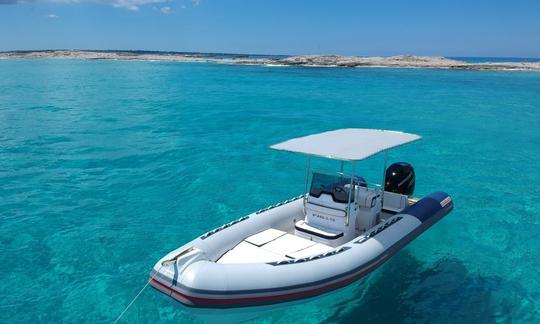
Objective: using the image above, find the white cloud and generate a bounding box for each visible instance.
[190,0,199,6]
[159,5,170,14]
[47,13,59,18]
[109,0,166,11]
[3,0,184,11]
[49,0,80,3]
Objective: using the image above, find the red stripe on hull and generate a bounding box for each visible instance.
[150,253,390,308]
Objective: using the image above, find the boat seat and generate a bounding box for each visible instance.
[295,220,343,240]
[356,187,381,233]
[306,193,348,212]
[382,191,409,213]
[304,194,348,232]
[357,188,379,208]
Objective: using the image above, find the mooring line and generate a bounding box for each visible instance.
[112,266,163,324]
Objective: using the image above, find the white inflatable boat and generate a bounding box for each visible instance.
[150,129,453,308]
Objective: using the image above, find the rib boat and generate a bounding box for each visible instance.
[150,128,454,308]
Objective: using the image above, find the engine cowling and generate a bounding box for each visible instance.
[384,162,415,196]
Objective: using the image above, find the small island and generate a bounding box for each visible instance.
[1,50,539,71]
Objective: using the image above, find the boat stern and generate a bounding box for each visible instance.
[402,191,454,227]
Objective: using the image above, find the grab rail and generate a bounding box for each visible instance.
[200,194,305,240]
[268,246,351,266]
[199,216,250,240]
[255,194,305,215]
[354,216,403,244]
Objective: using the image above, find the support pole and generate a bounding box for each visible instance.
[381,151,388,209]
[303,156,311,215]
[346,161,355,226]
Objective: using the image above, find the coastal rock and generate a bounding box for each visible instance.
[278,55,468,68]
[1,50,539,71]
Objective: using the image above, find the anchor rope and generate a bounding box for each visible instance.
[112,265,163,324]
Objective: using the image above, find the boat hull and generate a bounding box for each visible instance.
[150,192,453,308]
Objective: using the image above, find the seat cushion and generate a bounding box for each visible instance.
[244,228,286,246]
[217,241,288,264]
[262,233,316,255]
[295,220,344,240]
[356,188,379,208]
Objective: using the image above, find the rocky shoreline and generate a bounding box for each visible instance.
[1,50,539,71]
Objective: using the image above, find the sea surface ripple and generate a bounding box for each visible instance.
[1,59,539,323]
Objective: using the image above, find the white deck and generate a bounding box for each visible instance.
[217,229,334,264]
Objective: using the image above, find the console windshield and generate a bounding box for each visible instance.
[309,172,358,203]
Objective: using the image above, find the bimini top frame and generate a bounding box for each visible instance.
[270,128,421,226]
[270,128,421,161]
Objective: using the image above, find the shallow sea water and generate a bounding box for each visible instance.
[1,59,540,323]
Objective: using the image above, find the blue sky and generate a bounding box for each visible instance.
[1,0,539,57]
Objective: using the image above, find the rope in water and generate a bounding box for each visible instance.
[112,265,163,324]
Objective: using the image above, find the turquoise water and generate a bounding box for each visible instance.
[1,59,540,323]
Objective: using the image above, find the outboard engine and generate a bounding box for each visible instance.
[384,162,415,196]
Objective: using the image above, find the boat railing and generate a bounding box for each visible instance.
[199,216,250,240]
[255,194,305,215]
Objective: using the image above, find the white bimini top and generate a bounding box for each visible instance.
[270,128,421,161]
